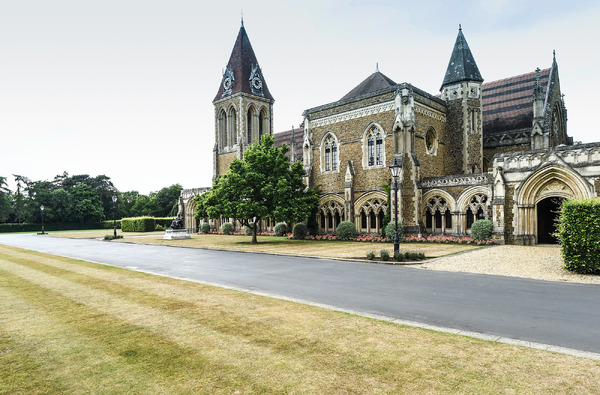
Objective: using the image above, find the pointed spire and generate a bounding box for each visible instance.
[214,24,274,102]
[440,26,483,90]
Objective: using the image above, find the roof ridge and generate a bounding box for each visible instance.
[482,68,551,88]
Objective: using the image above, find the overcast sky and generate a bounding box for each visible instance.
[1,0,598,194]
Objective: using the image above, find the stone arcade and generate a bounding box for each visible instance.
[180,23,600,245]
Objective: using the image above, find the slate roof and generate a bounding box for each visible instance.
[273,127,304,161]
[340,71,397,101]
[441,27,483,89]
[482,68,550,135]
[213,25,274,102]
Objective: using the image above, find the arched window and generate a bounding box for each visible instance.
[364,126,385,168]
[424,195,452,234]
[218,110,227,149]
[228,107,237,148]
[247,107,254,144]
[465,194,488,229]
[259,109,267,138]
[322,134,339,172]
[319,199,344,232]
[357,197,387,234]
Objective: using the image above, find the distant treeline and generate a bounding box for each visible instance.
[0,172,181,226]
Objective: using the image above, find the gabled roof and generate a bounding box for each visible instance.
[340,71,397,101]
[441,27,483,89]
[213,25,274,102]
[482,68,550,135]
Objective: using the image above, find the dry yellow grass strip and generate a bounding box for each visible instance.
[1,245,599,394]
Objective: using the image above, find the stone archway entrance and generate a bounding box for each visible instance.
[536,197,565,244]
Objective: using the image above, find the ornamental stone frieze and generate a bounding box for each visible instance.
[420,173,491,189]
[309,101,445,128]
[496,143,600,173]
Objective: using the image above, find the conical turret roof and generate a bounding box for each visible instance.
[441,27,483,90]
[214,25,274,102]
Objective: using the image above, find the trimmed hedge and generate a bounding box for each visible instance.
[221,222,233,235]
[384,221,403,242]
[0,222,102,233]
[102,220,121,229]
[200,222,210,234]
[470,219,493,241]
[274,222,287,237]
[557,198,600,274]
[121,217,175,232]
[292,222,308,239]
[121,217,155,232]
[335,221,356,240]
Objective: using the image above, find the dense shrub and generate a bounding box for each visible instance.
[335,221,356,240]
[244,222,254,236]
[292,222,308,239]
[221,222,233,235]
[155,224,166,231]
[384,221,403,242]
[121,217,156,232]
[104,234,123,240]
[366,250,376,260]
[557,198,600,274]
[200,222,211,234]
[471,219,493,241]
[274,222,287,237]
[380,249,390,261]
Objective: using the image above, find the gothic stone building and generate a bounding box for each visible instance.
[181,24,600,245]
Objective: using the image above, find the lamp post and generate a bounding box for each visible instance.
[112,195,118,238]
[40,205,45,235]
[389,158,401,256]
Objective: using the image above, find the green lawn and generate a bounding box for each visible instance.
[1,244,599,393]
[50,230,483,259]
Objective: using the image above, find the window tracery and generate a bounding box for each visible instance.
[424,196,452,233]
[322,133,339,172]
[364,126,384,167]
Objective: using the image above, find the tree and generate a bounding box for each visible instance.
[202,135,317,244]
[0,176,11,223]
[69,184,103,223]
[154,184,182,217]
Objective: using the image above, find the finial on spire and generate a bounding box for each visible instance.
[459,23,462,31]
[553,49,556,60]
[241,10,244,27]
[376,62,379,72]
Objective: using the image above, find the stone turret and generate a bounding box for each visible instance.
[440,26,484,174]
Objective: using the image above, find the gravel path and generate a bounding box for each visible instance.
[415,245,600,285]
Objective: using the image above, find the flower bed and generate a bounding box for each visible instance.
[291,232,493,245]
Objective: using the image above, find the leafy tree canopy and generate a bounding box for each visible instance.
[200,135,317,243]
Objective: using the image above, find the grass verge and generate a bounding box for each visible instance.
[1,244,599,393]
[51,230,482,259]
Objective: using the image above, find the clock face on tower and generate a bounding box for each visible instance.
[252,76,262,90]
[223,77,232,91]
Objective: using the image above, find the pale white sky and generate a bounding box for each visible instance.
[1,0,598,194]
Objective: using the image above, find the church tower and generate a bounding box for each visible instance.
[213,21,275,180]
[440,26,484,174]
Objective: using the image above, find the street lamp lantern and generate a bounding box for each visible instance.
[389,157,401,256]
[40,205,46,235]
[112,195,118,238]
